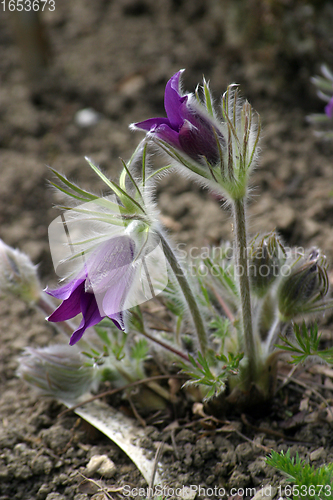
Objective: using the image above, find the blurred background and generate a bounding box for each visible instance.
[1,0,333,280]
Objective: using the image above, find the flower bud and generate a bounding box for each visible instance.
[0,239,41,303]
[131,70,224,169]
[17,345,100,400]
[278,248,329,321]
[249,232,286,297]
[131,71,261,202]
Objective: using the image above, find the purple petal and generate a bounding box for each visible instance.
[45,276,85,301]
[69,293,104,345]
[177,100,223,165]
[164,70,187,129]
[325,97,333,118]
[154,123,181,149]
[109,311,125,331]
[46,235,137,344]
[133,117,170,132]
[101,264,135,316]
[85,236,135,293]
[178,119,220,165]
[47,281,85,322]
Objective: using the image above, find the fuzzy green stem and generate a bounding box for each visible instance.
[232,198,256,385]
[158,231,207,355]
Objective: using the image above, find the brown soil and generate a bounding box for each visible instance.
[1,1,333,499]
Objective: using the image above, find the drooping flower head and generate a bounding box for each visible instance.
[46,157,168,346]
[46,235,136,345]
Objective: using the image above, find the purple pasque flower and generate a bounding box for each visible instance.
[133,70,223,166]
[325,96,333,118]
[46,235,135,345]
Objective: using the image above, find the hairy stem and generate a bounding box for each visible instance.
[264,315,281,356]
[142,328,190,362]
[131,311,190,362]
[232,198,256,384]
[158,231,207,355]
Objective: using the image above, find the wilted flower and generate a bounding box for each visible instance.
[278,249,330,321]
[0,239,41,303]
[132,70,223,167]
[46,235,136,345]
[17,345,100,400]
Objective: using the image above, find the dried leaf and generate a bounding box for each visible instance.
[299,396,309,412]
[311,364,333,379]
[60,398,162,485]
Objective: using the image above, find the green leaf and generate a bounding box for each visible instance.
[276,322,333,365]
[131,339,149,361]
[119,158,143,202]
[49,181,90,202]
[50,168,131,216]
[203,257,238,298]
[203,79,214,117]
[85,157,146,214]
[145,165,173,183]
[266,449,333,499]
[94,326,112,347]
[181,351,242,402]
[156,139,210,180]
[50,168,98,201]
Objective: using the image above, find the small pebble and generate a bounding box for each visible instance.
[310,447,326,461]
[85,454,116,478]
[45,494,66,500]
[251,486,277,500]
[182,486,197,500]
[74,108,101,127]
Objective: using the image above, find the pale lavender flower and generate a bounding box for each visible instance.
[46,235,135,345]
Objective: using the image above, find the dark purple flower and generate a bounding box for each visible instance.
[325,96,333,118]
[133,70,223,166]
[46,235,135,345]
